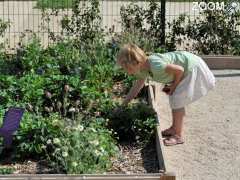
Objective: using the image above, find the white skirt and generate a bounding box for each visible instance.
[169,58,216,109]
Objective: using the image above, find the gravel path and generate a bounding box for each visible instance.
[158,70,240,180]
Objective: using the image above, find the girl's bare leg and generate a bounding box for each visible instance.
[172,107,185,137]
[162,107,185,146]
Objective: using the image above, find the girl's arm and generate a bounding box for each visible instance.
[122,78,146,106]
[165,64,184,95]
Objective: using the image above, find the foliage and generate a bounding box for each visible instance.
[0,18,10,51]
[36,0,75,9]
[119,1,240,55]
[60,0,103,44]
[0,19,9,37]
[231,38,240,55]
[56,118,118,174]
[166,10,240,55]
[0,0,162,173]
[107,103,156,145]
[119,0,165,50]
[14,112,118,173]
[0,167,15,174]
[0,33,156,173]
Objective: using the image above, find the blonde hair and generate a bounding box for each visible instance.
[117,43,147,66]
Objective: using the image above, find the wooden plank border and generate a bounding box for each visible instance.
[200,55,240,69]
[146,81,176,180]
[147,82,166,172]
[0,173,175,180]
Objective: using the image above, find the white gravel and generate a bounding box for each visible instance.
[157,70,240,180]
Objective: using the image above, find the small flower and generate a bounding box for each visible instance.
[52,119,58,126]
[94,111,101,117]
[47,139,52,145]
[100,147,105,153]
[53,138,61,145]
[72,162,78,167]
[65,126,71,132]
[76,125,84,132]
[44,107,50,112]
[69,107,76,112]
[94,150,102,156]
[90,127,97,133]
[57,101,62,109]
[45,91,52,98]
[49,107,53,112]
[62,151,68,157]
[55,148,60,152]
[89,140,99,146]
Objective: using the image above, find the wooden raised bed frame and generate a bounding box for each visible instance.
[201,55,240,69]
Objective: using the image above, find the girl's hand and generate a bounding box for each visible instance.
[112,105,125,116]
[162,84,176,95]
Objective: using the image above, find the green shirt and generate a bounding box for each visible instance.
[135,51,200,84]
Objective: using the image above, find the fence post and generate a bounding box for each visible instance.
[160,0,166,46]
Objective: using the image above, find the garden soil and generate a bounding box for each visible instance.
[157,70,240,180]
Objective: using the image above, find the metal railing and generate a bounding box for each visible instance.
[0,0,202,50]
[1,0,239,52]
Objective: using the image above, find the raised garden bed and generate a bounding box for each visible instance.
[201,55,240,69]
[0,82,174,179]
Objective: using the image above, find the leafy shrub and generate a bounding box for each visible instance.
[166,10,240,55]
[0,1,159,173]
[16,113,63,158]
[36,0,75,9]
[56,118,118,174]
[0,19,9,38]
[60,0,103,44]
[119,1,240,55]
[231,38,240,55]
[107,103,156,145]
[0,35,156,173]
[14,112,119,173]
[119,0,165,51]
[0,167,15,174]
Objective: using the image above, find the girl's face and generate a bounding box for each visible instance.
[120,62,141,75]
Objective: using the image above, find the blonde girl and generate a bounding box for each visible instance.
[116,43,215,146]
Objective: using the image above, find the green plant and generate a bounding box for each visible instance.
[119,0,165,50]
[107,103,156,145]
[53,118,119,174]
[0,19,9,37]
[36,0,75,9]
[15,111,119,174]
[0,18,157,173]
[231,36,240,55]
[0,19,10,65]
[166,10,240,54]
[0,167,15,174]
[60,0,103,44]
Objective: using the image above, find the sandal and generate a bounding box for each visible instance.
[163,135,184,146]
[161,127,175,137]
